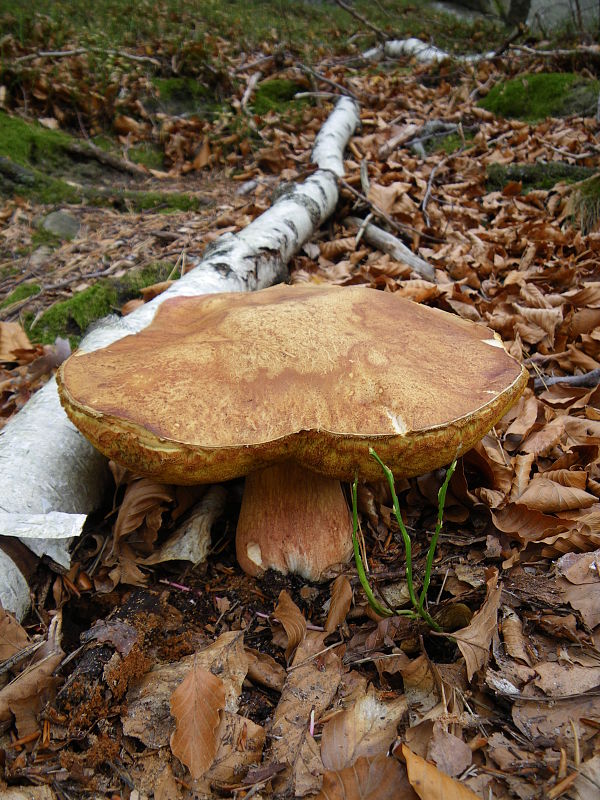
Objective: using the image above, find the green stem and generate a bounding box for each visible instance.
[351,477,394,619]
[368,448,418,609]
[419,458,457,611]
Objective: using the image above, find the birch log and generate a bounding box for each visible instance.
[363,38,495,63]
[0,96,360,618]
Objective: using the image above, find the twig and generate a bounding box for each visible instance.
[15,47,161,66]
[241,71,263,114]
[340,178,442,243]
[534,368,600,391]
[509,43,600,59]
[296,64,358,100]
[333,0,389,42]
[345,215,435,281]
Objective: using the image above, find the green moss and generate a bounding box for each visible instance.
[26,282,118,346]
[479,73,600,122]
[91,189,207,212]
[0,112,73,171]
[113,260,173,302]
[486,161,596,193]
[22,262,176,345]
[0,282,41,309]
[128,143,165,170]
[151,77,217,116]
[252,79,306,116]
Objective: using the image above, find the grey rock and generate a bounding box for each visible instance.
[41,210,80,240]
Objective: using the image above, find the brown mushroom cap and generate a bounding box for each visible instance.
[57,283,527,483]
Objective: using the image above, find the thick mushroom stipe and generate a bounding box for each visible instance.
[236,461,352,581]
[57,283,528,580]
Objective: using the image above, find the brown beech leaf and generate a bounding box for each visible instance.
[516,478,597,513]
[271,631,342,797]
[169,659,226,780]
[321,684,408,771]
[0,608,30,661]
[113,477,175,549]
[454,569,501,682]
[492,503,570,543]
[402,745,481,800]
[426,723,472,778]
[273,590,307,663]
[0,321,32,362]
[501,609,531,665]
[245,647,286,692]
[325,576,353,633]
[316,753,416,800]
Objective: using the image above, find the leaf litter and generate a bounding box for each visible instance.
[2,15,600,800]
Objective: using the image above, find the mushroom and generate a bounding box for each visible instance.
[57,284,527,581]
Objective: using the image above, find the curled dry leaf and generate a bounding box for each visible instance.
[454,569,502,682]
[321,683,408,771]
[273,590,307,663]
[325,575,353,633]
[113,476,175,553]
[169,659,226,780]
[501,608,531,666]
[516,478,597,513]
[402,744,481,800]
[316,753,416,800]
[245,647,286,692]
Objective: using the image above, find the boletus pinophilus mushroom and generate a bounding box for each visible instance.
[57,284,527,581]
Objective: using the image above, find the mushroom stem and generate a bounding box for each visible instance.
[235,461,353,582]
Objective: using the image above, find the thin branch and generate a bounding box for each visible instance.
[15,47,161,66]
[333,0,389,42]
[534,369,600,391]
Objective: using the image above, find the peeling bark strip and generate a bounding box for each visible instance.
[0,96,360,618]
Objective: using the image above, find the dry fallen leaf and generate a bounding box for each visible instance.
[325,575,353,633]
[169,658,226,780]
[272,589,307,663]
[0,607,30,661]
[402,744,481,800]
[316,753,417,800]
[321,683,408,771]
[454,568,502,682]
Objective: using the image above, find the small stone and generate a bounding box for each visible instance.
[41,210,80,240]
[29,245,53,269]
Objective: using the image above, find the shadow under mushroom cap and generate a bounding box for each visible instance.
[57,283,528,483]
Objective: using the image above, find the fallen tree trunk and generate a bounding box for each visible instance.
[0,96,360,618]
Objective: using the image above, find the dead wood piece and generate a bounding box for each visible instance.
[345,216,435,281]
[334,0,389,42]
[62,141,149,178]
[534,369,600,391]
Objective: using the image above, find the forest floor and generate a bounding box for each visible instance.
[1,2,600,799]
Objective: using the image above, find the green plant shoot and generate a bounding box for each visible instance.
[351,448,458,631]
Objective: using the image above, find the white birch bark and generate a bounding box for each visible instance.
[363,38,495,64]
[0,96,360,618]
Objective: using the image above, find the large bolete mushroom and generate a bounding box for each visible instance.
[57,284,527,581]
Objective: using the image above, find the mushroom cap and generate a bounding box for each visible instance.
[57,283,527,483]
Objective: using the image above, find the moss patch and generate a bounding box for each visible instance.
[0,282,41,310]
[252,79,306,116]
[150,77,217,117]
[479,73,600,121]
[26,282,118,346]
[25,261,175,346]
[486,161,596,193]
